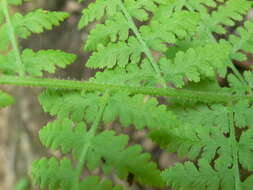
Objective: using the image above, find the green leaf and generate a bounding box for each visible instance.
[85,13,129,51]
[39,119,164,187]
[162,159,234,190]
[7,0,32,5]
[239,128,253,171]
[39,90,100,123]
[141,11,200,52]
[14,9,69,39]
[90,62,157,86]
[229,21,253,61]
[21,49,76,77]
[0,9,69,51]
[208,0,252,34]
[39,90,177,130]
[155,124,232,162]
[32,157,122,190]
[0,90,14,108]
[160,42,231,87]
[78,0,120,29]
[104,92,178,130]
[86,37,142,69]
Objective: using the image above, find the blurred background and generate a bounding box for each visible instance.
[1,1,253,190]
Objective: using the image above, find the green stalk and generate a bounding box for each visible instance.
[2,0,25,76]
[228,103,241,190]
[0,75,252,104]
[118,0,167,88]
[72,91,109,190]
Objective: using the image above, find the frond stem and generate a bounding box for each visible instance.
[72,91,109,190]
[2,0,25,76]
[1,75,253,104]
[118,0,167,88]
[228,103,241,190]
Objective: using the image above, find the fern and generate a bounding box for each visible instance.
[0,90,14,108]
[1,0,253,190]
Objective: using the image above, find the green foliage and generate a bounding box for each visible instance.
[1,0,253,190]
[39,90,176,130]
[0,90,14,108]
[0,49,76,76]
[37,119,164,187]
[0,9,69,51]
[32,157,123,190]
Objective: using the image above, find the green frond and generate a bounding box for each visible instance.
[91,62,156,86]
[78,0,166,29]
[242,175,253,190]
[0,9,69,51]
[0,90,14,108]
[7,0,32,5]
[208,0,252,34]
[160,42,230,87]
[232,100,253,128]
[155,124,232,162]
[14,9,69,38]
[174,104,230,133]
[141,11,200,52]
[78,0,119,29]
[39,90,177,130]
[104,92,177,129]
[162,159,234,190]
[85,13,129,51]
[124,0,164,22]
[228,72,253,95]
[168,0,223,13]
[239,128,253,171]
[21,49,76,77]
[229,21,253,61]
[32,157,75,190]
[39,119,164,187]
[32,157,122,190]
[39,90,100,122]
[0,24,10,51]
[0,49,76,76]
[86,37,142,69]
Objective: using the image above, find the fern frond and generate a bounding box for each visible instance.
[162,159,234,190]
[78,0,120,29]
[39,90,177,130]
[85,13,129,51]
[104,92,177,129]
[242,175,253,190]
[167,0,222,13]
[39,119,164,187]
[0,9,69,51]
[14,9,69,38]
[91,62,156,86]
[0,49,76,76]
[228,72,253,95]
[0,90,14,108]
[7,0,31,5]
[239,128,253,171]
[21,49,76,77]
[86,37,142,69]
[32,157,123,190]
[173,104,230,133]
[160,42,230,87]
[78,0,165,29]
[155,124,232,162]
[140,11,200,52]
[39,90,100,122]
[208,0,252,34]
[229,21,253,61]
